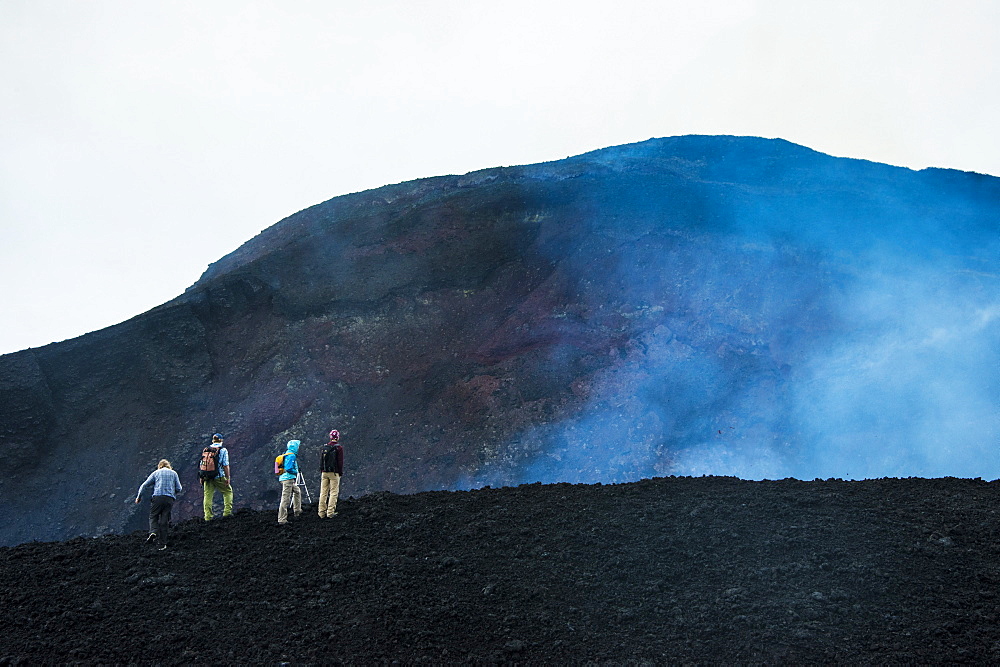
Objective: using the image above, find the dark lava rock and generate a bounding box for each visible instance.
[2,476,1000,663]
[1,135,999,546]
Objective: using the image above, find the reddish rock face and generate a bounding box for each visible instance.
[2,135,999,545]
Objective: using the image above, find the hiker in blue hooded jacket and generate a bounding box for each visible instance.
[277,440,303,525]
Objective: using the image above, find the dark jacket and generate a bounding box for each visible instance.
[320,443,344,474]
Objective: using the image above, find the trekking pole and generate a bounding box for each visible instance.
[295,470,312,506]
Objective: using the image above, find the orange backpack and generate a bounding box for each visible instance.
[198,446,221,481]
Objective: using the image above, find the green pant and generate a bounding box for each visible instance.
[202,478,234,520]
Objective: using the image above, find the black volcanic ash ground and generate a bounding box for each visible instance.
[2,475,1000,664]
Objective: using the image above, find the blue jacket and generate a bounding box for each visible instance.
[136,467,183,500]
[279,440,300,481]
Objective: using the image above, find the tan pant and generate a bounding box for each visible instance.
[277,479,302,524]
[318,472,341,518]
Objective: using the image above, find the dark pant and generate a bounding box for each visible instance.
[149,495,175,543]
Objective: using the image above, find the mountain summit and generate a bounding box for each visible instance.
[2,135,999,546]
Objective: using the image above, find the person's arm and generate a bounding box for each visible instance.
[135,470,156,503]
[173,471,183,495]
[222,448,231,483]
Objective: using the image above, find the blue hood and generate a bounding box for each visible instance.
[287,440,300,454]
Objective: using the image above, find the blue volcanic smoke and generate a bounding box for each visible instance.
[790,266,1000,479]
[475,138,1000,484]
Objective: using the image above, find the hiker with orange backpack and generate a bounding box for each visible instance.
[317,429,344,518]
[276,440,303,525]
[199,433,234,521]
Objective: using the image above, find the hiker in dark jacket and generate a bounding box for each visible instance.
[317,429,344,518]
[135,459,183,550]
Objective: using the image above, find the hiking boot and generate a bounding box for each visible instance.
[146,533,157,543]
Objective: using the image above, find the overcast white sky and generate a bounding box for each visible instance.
[1,0,997,356]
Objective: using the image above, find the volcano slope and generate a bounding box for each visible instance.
[3,135,1000,548]
[2,476,1000,664]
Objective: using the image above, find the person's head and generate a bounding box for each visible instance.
[212,433,223,444]
[157,459,172,469]
[329,429,340,443]
[287,439,300,453]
